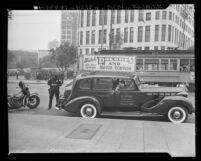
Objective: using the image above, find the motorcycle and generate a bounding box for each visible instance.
[7,84,40,110]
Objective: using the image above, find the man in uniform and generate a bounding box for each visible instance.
[47,74,62,110]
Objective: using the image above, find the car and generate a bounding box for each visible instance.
[58,73,194,123]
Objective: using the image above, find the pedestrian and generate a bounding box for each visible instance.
[47,74,62,110]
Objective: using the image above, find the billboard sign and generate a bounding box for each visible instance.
[83,55,136,72]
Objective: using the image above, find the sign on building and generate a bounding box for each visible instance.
[83,55,136,72]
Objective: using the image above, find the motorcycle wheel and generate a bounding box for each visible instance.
[27,95,40,109]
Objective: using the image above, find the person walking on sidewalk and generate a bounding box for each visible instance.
[47,74,62,110]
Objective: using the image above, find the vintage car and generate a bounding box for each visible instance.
[58,73,194,123]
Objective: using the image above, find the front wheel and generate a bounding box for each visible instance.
[27,95,40,109]
[167,106,188,123]
[80,103,98,118]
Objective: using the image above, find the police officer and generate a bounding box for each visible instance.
[47,74,62,110]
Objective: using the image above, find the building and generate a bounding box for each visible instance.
[78,4,194,55]
[60,10,79,45]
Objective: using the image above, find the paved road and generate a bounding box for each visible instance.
[7,83,195,123]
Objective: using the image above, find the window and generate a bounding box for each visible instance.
[91,30,95,44]
[93,78,113,90]
[154,46,158,50]
[138,10,144,21]
[92,10,96,26]
[86,31,90,44]
[145,59,159,71]
[154,25,159,41]
[104,10,107,25]
[99,30,102,44]
[85,48,89,55]
[130,10,134,22]
[116,79,137,91]
[80,31,83,45]
[116,28,121,43]
[136,59,143,71]
[161,59,168,70]
[155,11,160,20]
[111,29,114,44]
[145,26,150,42]
[67,30,71,34]
[61,35,66,39]
[79,79,90,90]
[117,10,121,24]
[170,59,178,70]
[124,27,128,43]
[130,27,134,42]
[144,46,150,50]
[168,25,171,42]
[146,12,151,20]
[161,46,165,50]
[161,25,166,41]
[169,11,172,20]
[162,11,167,19]
[99,10,103,25]
[91,48,95,54]
[87,10,90,27]
[80,49,82,55]
[111,10,115,24]
[138,26,143,42]
[81,11,84,27]
[137,47,142,50]
[125,10,129,23]
[103,29,107,44]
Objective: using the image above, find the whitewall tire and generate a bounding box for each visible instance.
[167,106,188,123]
[80,103,98,118]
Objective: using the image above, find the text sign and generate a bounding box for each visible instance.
[83,55,136,72]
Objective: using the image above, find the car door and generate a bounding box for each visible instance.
[92,77,114,108]
[114,78,154,111]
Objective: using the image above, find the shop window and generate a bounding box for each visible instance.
[145,59,159,71]
[170,59,178,70]
[161,59,168,70]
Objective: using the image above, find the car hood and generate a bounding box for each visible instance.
[140,86,185,93]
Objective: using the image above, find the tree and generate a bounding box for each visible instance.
[48,39,60,50]
[50,42,77,81]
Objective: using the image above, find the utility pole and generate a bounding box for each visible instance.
[109,10,113,50]
[101,10,104,50]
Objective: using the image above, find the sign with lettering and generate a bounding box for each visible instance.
[83,55,136,72]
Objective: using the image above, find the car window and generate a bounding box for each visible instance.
[118,79,137,91]
[93,78,113,90]
[79,79,90,90]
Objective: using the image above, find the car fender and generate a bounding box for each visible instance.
[29,93,39,97]
[62,96,101,114]
[141,96,193,114]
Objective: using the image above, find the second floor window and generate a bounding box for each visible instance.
[155,11,160,20]
[162,11,167,19]
[154,25,159,41]
[103,29,107,44]
[130,27,134,42]
[91,30,95,44]
[138,26,143,42]
[130,10,134,22]
[138,10,144,22]
[124,27,128,43]
[146,12,151,21]
[86,31,90,44]
[111,10,115,24]
[104,10,107,25]
[80,31,83,45]
[81,11,84,27]
[145,26,150,42]
[161,24,166,41]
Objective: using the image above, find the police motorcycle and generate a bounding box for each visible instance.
[7,81,40,110]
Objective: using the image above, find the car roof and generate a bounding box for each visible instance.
[76,72,137,80]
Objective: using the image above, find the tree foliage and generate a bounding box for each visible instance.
[50,42,77,72]
[48,39,60,50]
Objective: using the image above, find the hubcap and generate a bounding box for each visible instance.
[173,111,181,119]
[85,107,93,116]
[29,98,36,105]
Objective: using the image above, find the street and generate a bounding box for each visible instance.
[7,83,196,123]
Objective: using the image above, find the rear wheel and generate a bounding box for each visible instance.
[167,106,188,123]
[27,95,40,109]
[80,103,98,118]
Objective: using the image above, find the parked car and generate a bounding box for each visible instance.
[58,73,194,123]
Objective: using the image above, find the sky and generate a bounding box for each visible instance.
[8,10,61,51]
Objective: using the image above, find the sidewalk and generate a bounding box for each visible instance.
[8,113,195,156]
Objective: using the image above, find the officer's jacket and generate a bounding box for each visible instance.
[48,78,62,88]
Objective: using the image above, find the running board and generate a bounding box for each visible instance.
[100,111,163,117]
